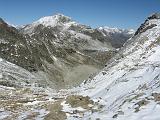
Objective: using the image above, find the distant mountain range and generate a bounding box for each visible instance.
[98,26,134,48]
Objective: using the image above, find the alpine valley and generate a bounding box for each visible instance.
[0,13,160,120]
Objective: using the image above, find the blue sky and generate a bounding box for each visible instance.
[0,0,160,29]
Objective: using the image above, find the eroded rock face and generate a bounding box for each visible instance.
[148,13,160,20]
[135,13,160,36]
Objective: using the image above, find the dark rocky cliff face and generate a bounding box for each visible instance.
[135,13,160,36]
[0,19,36,71]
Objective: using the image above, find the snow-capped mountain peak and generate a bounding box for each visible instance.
[33,13,72,27]
[99,26,121,33]
[22,13,78,34]
[98,26,135,35]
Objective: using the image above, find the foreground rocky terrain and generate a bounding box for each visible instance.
[1,13,160,120]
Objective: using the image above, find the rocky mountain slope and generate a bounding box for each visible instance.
[0,14,133,89]
[0,14,111,87]
[66,13,160,120]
